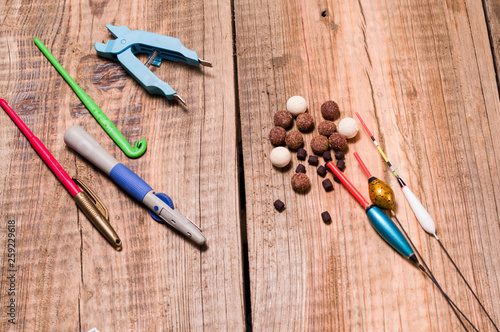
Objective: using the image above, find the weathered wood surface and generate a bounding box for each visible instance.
[484,0,500,88]
[0,0,244,331]
[2,0,500,330]
[235,0,500,331]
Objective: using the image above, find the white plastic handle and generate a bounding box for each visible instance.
[402,186,437,236]
[64,125,120,175]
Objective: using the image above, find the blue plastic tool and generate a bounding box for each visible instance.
[94,25,212,105]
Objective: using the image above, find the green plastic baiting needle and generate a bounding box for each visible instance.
[34,38,147,158]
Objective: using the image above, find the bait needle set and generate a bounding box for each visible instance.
[0,99,122,249]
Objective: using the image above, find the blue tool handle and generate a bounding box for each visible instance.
[117,48,177,99]
[109,163,153,202]
[95,25,200,66]
[366,206,415,259]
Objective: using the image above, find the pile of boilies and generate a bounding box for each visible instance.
[269,96,359,222]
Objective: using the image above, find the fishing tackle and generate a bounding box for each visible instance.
[64,125,206,246]
[353,152,477,331]
[325,160,475,327]
[355,113,498,331]
[95,25,213,105]
[325,161,417,262]
[0,99,121,249]
[355,155,395,211]
[34,38,147,159]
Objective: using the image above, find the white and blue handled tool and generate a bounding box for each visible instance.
[64,125,206,246]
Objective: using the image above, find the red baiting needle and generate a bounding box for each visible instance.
[326,161,370,209]
[353,152,372,178]
[0,100,80,196]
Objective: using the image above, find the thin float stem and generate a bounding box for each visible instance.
[417,264,470,332]
[437,238,499,332]
[391,212,478,331]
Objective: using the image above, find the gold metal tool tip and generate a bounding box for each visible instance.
[173,94,187,106]
[199,59,213,67]
[73,178,122,249]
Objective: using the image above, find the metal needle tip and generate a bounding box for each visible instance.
[187,216,202,231]
[199,59,213,67]
[145,50,159,68]
[173,94,187,106]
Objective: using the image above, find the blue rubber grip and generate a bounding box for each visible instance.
[366,206,415,259]
[109,163,153,201]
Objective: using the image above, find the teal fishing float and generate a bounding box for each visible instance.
[325,161,416,262]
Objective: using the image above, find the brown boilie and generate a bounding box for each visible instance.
[291,173,310,192]
[296,113,314,132]
[321,100,340,120]
[318,120,336,136]
[285,130,304,150]
[310,135,329,155]
[329,133,347,151]
[274,110,293,129]
[269,126,286,146]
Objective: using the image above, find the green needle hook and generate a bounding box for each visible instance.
[34,38,147,158]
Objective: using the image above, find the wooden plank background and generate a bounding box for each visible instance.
[0,0,244,331]
[234,0,500,331]
[484,0,500,88]
[0,0,499,331]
